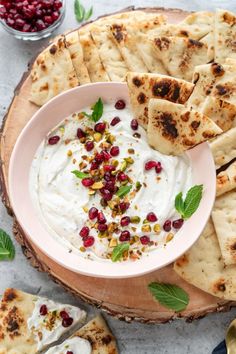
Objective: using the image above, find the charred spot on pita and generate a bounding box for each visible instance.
[3,289,17,303]
[215,84,228,96]
[132,77,143,87]
[223,12,236,25]
[154,37,170,50]
[193,72,200,85]
[230,242,236,251]
[181,112,190,122]
[160,112,178,139]
[137,92,146,104]
[152,80,171,98]
[187,39,203,48]
[202,130,216,139]
[191,120,200,130]
[211,63,225,77]
[101,334,112,345]
[172,85,181,102]
[111,24,125,43]
[49,45,57,55]
[179,30,189,37]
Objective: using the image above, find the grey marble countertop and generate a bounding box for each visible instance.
[1,1,236,353]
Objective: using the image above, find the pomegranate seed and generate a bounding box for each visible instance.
[115,100,126,110]
[44,15,53,24]
[163,220,171,232]
[54,0,63,10]
[88,207,98,220]
[130,119,139,131]
[140,236,150,245]
[79,226,89,238]
[77,128,86,139]
[110,146,120,156]
[117,172,128,182]
[48,135,60,145]
[155,162,162,174]
[15,18,25,27]
[97,211,106,224]
[67,351,73,354]
[95,122,106,133]
[145,160,157,171]
[119,230,130,242]
[60,310,69,319]
[103,165,115,172]
[119,202,130,212]
[83,236,95,248]
[40,305,48,316]
[101,188,113,201]
[22,23,31,32]
[35,19,46,31]
[172,219,184,229]
[90,161,99,170]
[101,150,111,161]
[95,153,104,164]
[120,216,130,227]
[146,212,157,222]
[98,223,108,232]
[111,116,121,126]
[85,141,94,152]
[104,171,116,182]
[82,178,94,187]
[51,11,59,21]
[105,181,116,192]
[62,317,73,328]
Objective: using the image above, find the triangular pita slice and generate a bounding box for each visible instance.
[201,96,236,132]
[30,36,78,106]
[212,190,236,266]
[79,30,110,82]
[214,9,236,63]
[151,36,209,81]
[174,218,236,301]
[187,63,231,110]
[210,126,236,169]
[126,72,194,128]
[45,316,118,354]
[90,24,128,81]
[210,65,236,106]
[216,160,236,196]
[200,31,214,62]
[64,31,90,84]
[147,99,222,155]
[0,288,86,353]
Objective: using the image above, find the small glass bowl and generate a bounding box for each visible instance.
[0,0,66,41]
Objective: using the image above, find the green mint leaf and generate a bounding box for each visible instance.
[74,0,85,22]
[183,184,203,219]
[116,185,132,198]
[71,170,90,179]
[174,192,185,217]
[0,229,15,261]
[84,6,93,21]
[111,243,129,262]
[148,283,189,312]
[91,98,103,122]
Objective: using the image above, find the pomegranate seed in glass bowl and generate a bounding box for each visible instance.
[0,0,66,41]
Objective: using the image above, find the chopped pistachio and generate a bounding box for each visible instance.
[106,133,115,144]
[124,157,134,165]
[109,238,118,248]
[130,216,141,224]
[59,126,65,133]
[154,224,161,233]
[88,189,96,195]
[93,132,102,142]
[134,236,140,243]
[128,148,135,154]
[108,222,119,233]
[67,150,72,157]
[82,206,88,213]
[72,158,77,164]
[135,181,142,191]
[98,232,108,239]
[143,219,148,224]
[111,159,119,167]
[166,233,174,242]
[91,181,104,189]
[80,246,86,252]
[141,224,151,233]
[78,112,85,120]
[120,160,127,171]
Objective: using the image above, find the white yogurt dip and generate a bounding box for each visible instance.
[30,100,192,262]
[45,337,92,354]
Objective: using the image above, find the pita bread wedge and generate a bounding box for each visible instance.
[210,126,236,169]
[174,218,236,301]
[90,24,128,81]
[214,9,236,63]
[216,160,236,196]
[126,72,194,128]
[200,31,214,62]
[212,190,236,266]
[147,99,222,155]
[0,288,86,353]
[30,36,78,106]
[46,316,118,354]
[152,36,209,81]
[210,65,236,106]
[79,31,110,82]
[201,96,236,132]
[64,31,90,84]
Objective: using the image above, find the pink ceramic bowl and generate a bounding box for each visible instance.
[9,82,216,278]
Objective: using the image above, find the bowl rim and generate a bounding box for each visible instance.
[8,82,216,278]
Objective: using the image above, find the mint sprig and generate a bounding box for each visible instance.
[74,0,93,23]
[71,170,90,179]
[148,283,189,312]
[111,243,129,262]
[116,185,132,198]
[175,184,203,219]
[0,229,15,261]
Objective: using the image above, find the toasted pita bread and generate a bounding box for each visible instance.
[30,36,78,106]
[216,160,236,196]
[174,218,236,301]
[212,190,236,266]
[214,9,236,63]
[90,24,128,81]
[210,65,236,106]
[210,127,236,169]
[126,72,194,128]
[0,289,86,353]
[79,31,110,82]
[64,31,90,84]
[201,96,236,132]
[152,36,209,81]
[147,99,222,155]
[200,31,214,62]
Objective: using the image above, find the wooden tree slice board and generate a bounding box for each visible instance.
[1,6,235,323]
